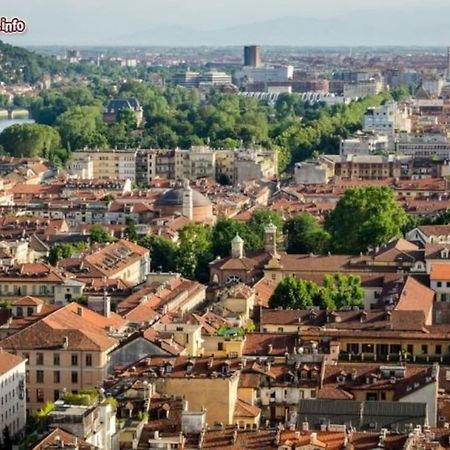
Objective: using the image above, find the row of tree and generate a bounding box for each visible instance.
[0,79,394,170]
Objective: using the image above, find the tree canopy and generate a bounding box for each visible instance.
[324,186,408,253]
[284,213,330,254]
[0,123,60,157]
[269,274,364,310]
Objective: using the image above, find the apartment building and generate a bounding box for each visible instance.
[67,153,94,179]
[47,400,117,450]
[340,132,390,156]
[1,302,126,413]
[82,150,137,181]
[343,80,384,99]
[321,154,404,180]
[0,351,26,443]
[363,101,412,136]
[395,133,450,159]
[72,147,277,186]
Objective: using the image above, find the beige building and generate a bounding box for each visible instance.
[71,150,137,181]
[71,147,277,186]
[0,302,126,413]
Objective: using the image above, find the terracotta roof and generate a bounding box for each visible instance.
[1,302,124,352]
[420,225,450,237]
[253,277,277,307]
[234,398,261,418]
[12,296,44,307]
[243,333,297,356]
[0,350,25,376]
[395,277,435,314]
[431,264,450,281]
[30,427,94,450]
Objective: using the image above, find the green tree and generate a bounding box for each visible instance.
[0,123,60,157]
[176,223,212,282]
[321,273,364,310]
[211,217,261,258]
[117,108,137,131]
[139,235,177,272]
[269,276,320,309]
[124,218,139,242]
[47,242,86,266]
[247,209,283,240]
[284,213,330,254]
[57,105,107,150]
[90,225,114,244]
[325,187,408,253]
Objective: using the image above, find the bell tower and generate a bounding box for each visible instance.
[231,234,244,259]
[264,222,278,255]
[182,178,193,220]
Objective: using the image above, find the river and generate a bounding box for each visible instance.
[0,117,35,133]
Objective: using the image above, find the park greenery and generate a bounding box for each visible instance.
[0,52,395,172]
[268,273,364,310]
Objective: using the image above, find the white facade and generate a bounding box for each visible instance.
[395,134,450,159]
[67,154,94,179]
[340,133,390,156]
[363,101,412,136]
[294,161,331,185]
[343,80,384,99]
[0,354,26,443]
[422,77,444,97]
[236,65,294,83]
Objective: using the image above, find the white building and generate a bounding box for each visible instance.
[294,160,332,185]
[67,154,94,179]
[340,132,390,156]
[0,351,26,444]
[422,76,444,97]
[395,133,450,159]
[363,101,412,136]
[343,80,384,99]
[47,401,117,450]
[235,65,294,83]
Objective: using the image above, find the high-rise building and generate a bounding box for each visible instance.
[447,47,450,80]
[244,45,262,67]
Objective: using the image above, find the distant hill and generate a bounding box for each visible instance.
[0,40,64,85]
[114,8,450,47]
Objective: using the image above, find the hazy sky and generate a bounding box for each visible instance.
[1,0,448,46]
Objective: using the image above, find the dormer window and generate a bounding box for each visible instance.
[441,248,449,259]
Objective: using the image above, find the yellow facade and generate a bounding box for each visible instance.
[21,348,110,413]
[202,335,245,358]
[155,375,239,425]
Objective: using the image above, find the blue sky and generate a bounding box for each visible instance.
[1,0,448,46]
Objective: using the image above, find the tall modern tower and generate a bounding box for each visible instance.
[447,47,450,80]
[244,45,262,67]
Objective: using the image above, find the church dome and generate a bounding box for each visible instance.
[154,188,211,208]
